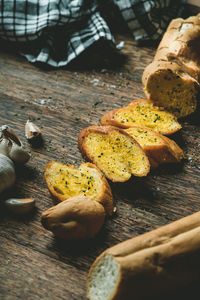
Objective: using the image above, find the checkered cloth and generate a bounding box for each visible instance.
[0,0,186,67]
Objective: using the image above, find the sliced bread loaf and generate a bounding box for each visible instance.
[44,161,114,216]
[100,99,182,135]
[78,125,150,182]
[124,126,184,168]
[142,13,200,118]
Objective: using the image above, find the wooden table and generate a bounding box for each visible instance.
[0,34,200,300]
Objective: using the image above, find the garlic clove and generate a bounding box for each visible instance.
[5,198,35,214]
[9,142,30,164]
[0,153,16,194]
[0,125,30,164]
[25,119,41,141]
[0,137,9,157]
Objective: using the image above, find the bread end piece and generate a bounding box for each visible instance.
[41,195,106,240]
[142,60,199,118]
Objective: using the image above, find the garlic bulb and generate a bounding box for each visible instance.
[0,153,16,194]
[0,125,31,194]
[0,125,30,164]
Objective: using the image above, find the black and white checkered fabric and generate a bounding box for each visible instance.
[0,0,186,67]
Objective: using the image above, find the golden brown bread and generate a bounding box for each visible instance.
[142,13,200,118]
[78,125,150,182]
[41,195,106,240]
[87,211,200,300]
[100,99,182,135]
[44,161,114,216]
[154,15,200,78]
[142,60,199,118]
[124,126,184,168]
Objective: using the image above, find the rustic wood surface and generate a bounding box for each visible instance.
[1,34,200,300]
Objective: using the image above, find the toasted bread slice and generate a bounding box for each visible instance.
[124,126,184,168]
[100,99,181,135]
[78,126,150,182]
[44,161,114,216]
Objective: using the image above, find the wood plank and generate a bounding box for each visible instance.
[0,36,200,299]
[0,236,87,300]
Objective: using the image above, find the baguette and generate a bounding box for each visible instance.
[124,126,184,168]
[100,99,182,135]
[142,14,200,118]
[87,211,200,300]
[78,125,150,182]
[44,161,114,216]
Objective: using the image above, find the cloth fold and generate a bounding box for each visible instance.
[0,0,186,67]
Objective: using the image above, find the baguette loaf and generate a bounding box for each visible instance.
[142,14,200,118]
[78,125,150,182]
[100,99,181,135]
[44,161,114,216]
[87,211,200,300]
[124,126,184,168]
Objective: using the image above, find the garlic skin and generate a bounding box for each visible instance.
[25,119,41,141]
[5,197,35,214]
[0,153,16,194]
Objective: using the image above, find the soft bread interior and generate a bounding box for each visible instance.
[45,163,104,200]
[145,69,198,118]
[114,101,180,134]
[84,130,149,182]
[88,254,119,300]
[124,127,162,147]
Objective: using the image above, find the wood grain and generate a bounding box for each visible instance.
[1,35,200,300]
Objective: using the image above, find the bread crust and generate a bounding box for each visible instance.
[100,99,182,135]
[142,60,199,88]
[44,161,114,216]
[87,211,200,300]
[78,125,150,182]
[100,109,127,129]
[154,14,200,71]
